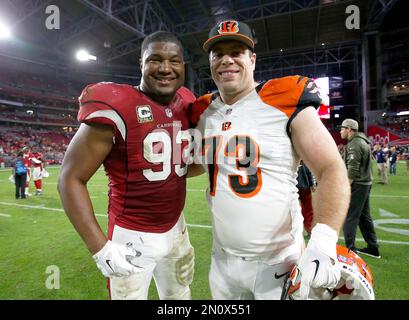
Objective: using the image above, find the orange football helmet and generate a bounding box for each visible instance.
[281,244,375,300]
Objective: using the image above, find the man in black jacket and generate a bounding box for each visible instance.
[12,151,27,199]
[340,119,381,258]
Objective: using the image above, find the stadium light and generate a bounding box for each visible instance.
[76,49,97,62]
[0,22,11,39]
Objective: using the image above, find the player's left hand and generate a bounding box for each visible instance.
[297,223,340,299]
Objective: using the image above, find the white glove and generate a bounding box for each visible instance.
[298,223,340,300]
[92,240,143,278]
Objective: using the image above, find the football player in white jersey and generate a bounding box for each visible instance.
[190,20,350,300]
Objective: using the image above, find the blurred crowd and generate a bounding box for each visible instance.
[0,126,74,167]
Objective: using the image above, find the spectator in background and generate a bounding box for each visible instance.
[31,147,45,196]
[374,144,388,184]
[340,119,381,259]
[22,146,33,196]
[388,146,398,176]
[296,161,316,238]
[12,151,27,199]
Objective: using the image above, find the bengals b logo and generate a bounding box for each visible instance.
[218,20,239,34]
[222,122,232,131]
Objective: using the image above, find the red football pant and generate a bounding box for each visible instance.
[34,179,42,190]
[298,188,314,234]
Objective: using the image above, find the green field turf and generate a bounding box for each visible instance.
[0,161,408,300]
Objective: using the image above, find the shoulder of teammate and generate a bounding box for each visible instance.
[176,86,196,104]
[78,82,132,117]
[78,82,133,141]
[258,75,322,118]
[189,93,214,127]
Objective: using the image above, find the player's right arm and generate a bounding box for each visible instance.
[57,122,114,255]
[58,83,143,278]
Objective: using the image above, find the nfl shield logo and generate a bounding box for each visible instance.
[226,108,233,115]
[165,108,173,118]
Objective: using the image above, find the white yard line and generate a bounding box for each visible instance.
[0,202,106,217]
[187,223,212,229]
[0,213,11,218]
[371,195,409,198]
[339,237,409,246]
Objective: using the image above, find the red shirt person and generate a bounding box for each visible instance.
[58,31,196,300]
[22,147,33,196]
[31,150,44,195]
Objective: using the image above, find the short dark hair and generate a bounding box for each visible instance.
[141,31,184,58]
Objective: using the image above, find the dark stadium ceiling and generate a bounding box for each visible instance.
[0,0,405,76]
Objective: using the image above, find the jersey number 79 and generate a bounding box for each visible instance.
[202,135,262,198]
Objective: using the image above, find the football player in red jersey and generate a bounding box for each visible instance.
[58,31,196,300]
[22,146,33,197]
[31,148,44,196]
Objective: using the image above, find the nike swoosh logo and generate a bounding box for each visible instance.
[106,259,114,272]
[312,260,320,281]
[274,271,290,279]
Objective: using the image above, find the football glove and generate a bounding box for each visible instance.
[92,240,143,278]
[297,223,340,300]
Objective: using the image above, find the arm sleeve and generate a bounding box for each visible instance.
[346,145,362,180]
[77,83,126,142]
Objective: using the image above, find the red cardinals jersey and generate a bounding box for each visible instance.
[31,152,43,169]
[78,82,195,234]
[23,152,33,167]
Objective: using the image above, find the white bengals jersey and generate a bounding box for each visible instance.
[191,75,322,264]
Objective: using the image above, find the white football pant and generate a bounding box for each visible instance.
[32,166,43,181]
[209,245,301,300]
[109,214,194,300]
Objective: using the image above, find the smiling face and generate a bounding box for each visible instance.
[209,40,256,104]
[139,41,185,105]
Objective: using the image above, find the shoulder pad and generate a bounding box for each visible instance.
[190,93,214,127]
[259,75,300,96]
[259,75,322,118]
[77,82,130,141]
[79,82,130,106]
[176,86,196,104]
[297,76,322,109]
